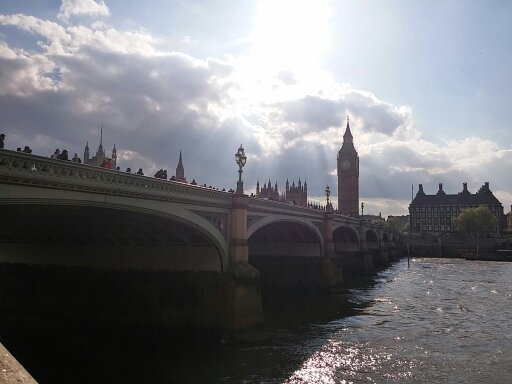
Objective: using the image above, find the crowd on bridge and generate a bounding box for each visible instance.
[1,132,334,211]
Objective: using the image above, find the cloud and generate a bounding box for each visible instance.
[0,12,510,216]
[58,0,110,20]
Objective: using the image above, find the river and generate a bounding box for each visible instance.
[2,258,512,383]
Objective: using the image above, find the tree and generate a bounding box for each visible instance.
[386,216,409,233]
[454,206,497,237]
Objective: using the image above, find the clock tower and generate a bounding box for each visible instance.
[337,117,359,216]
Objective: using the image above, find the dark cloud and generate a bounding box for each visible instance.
[279,96,343,132]
[1,14,510,215]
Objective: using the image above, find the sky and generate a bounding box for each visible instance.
[0,0,511,217]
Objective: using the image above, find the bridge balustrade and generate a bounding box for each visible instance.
[0,149,232,205]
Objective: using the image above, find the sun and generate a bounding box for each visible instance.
[250,0,332,70]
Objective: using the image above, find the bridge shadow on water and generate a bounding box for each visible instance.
[0,262,385,384]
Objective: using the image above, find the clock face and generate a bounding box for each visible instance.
[342,160,351,168]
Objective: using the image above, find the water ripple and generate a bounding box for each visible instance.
[283,258,512,383]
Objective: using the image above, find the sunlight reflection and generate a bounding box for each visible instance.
[284,340,398,384]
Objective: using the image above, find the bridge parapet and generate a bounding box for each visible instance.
[0,150,232,208]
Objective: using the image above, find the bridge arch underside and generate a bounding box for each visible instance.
[382,233,390,248]
[0,204,223,271]
[333,226,360,252]
[248,221,322,259]
[366,229,379,249]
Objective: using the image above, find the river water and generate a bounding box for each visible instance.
[3,258,512,383]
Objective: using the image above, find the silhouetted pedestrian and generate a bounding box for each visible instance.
[126,167,132,173]
[136,168,144,175]
[51,149,60,159]
[0,134,5,149]
[57,149,69,160]
[22,146,32,154]
[72,153,81,163]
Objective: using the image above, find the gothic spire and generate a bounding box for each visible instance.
[176,150,186,182]
[343,116,353,143]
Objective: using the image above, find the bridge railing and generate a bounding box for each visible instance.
[0,149,232,205]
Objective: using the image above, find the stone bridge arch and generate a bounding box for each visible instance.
[366,229,379,249]
[247,217,324,258]
[0,199,229,271]
[332,225,360,252]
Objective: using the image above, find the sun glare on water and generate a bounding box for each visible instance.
[251,0,331,70]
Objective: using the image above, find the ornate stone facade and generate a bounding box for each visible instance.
[337,117,359,216]
[409,182,505,234]
[83,128,116,169]
[256,178,307,206]
[175,150,186,182]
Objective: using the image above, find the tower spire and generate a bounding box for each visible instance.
[343,116,353,143]
[176,149,186,182]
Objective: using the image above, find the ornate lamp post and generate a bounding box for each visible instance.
[235,144,247,194]
[325,185,330,206]
[361,201,364,218]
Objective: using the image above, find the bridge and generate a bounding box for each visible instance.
[0,150,403,335]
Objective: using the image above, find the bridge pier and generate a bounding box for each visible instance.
[226,195,263,334]
[359,226,374,273]
[321,209,343,288]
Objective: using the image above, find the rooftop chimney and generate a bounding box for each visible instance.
[463,182,468,191]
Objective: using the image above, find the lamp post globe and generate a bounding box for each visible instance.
[235,144,247,194]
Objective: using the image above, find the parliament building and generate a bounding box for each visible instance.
[337,117,359,216]
[256,179,307,206]
[409,182,505,234]
[83,128,117,169]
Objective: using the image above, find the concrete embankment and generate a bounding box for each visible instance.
[0,342,37,384]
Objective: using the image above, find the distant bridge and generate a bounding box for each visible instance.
[0,149,398,273]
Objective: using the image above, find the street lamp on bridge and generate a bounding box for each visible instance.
[361,201,364,219]
[235,144,247,194]
[325,185,333,213]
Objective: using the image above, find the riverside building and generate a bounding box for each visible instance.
[83,127,117,169]
[255,179,307,206]
[409,182,504,234]
[337,117,359,216]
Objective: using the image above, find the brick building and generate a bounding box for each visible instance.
[409,182,504,234]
